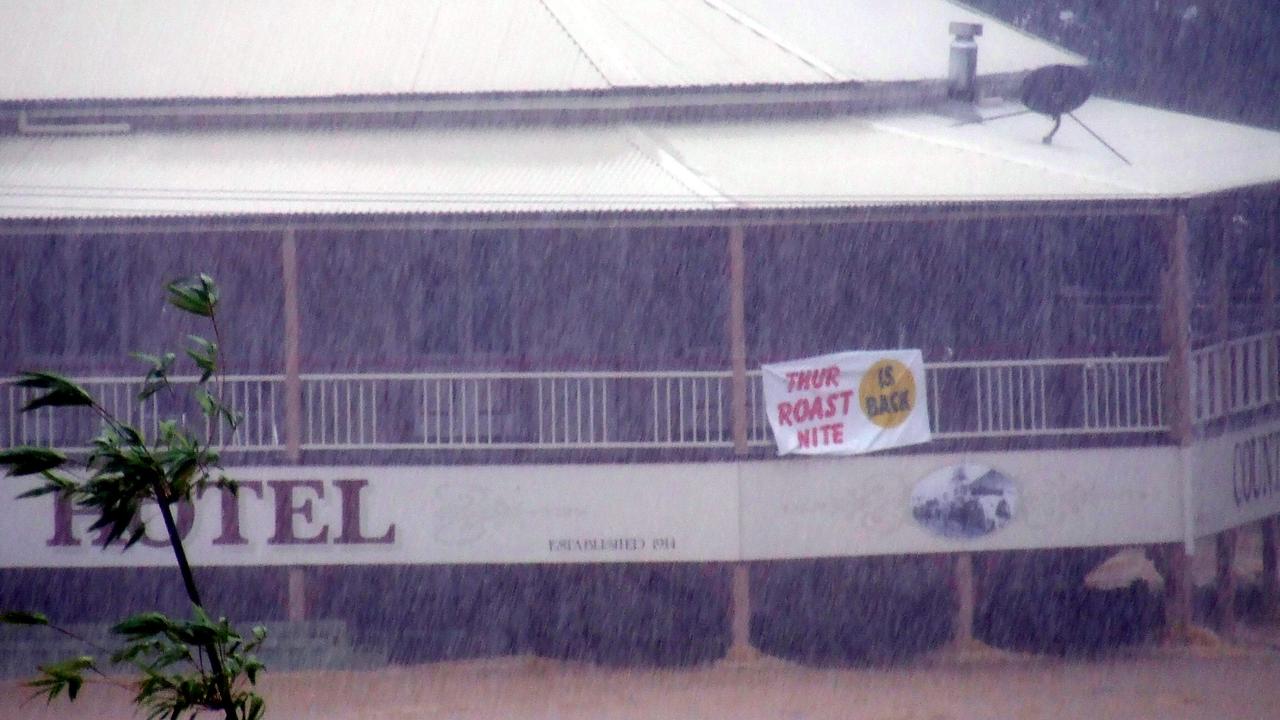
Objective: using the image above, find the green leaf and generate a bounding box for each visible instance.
[165,276,218,317]
[16,470,78,500]
[16,483,66,499]
[246,694,265,720]
[112,612,173,638]
[28,655,94,704]
[133,352,177,401]
[185,336,218,383]
[196,389,216,419]
[0,610,49,626]
[123,524,148,551]
[190,605,213,627]
[244,658,264,685]
[14,372,95,411]
[198,273,219,309]
[0,447,67,477]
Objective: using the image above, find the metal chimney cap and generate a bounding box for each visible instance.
[949,22,983,39]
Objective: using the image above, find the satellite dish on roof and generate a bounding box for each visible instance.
[1020,64,1095,146]
[954,63,1130,165]
[1021,64,1094,117]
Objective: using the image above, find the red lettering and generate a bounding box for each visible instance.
[785,366,841,393]
[797,427,815,448]
[822,366,840,388]
[777,402,794,426]
[830,423,844,444]
[838,389,854,415]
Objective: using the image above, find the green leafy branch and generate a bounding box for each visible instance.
[1,275,265,720]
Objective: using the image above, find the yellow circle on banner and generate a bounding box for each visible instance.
[858,359,916,428]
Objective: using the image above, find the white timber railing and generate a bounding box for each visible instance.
[744,356,1168,444]
[0,355,1204,454]
[3,375,283,452]
[1191,330,1280,424]
[299,371,734,450]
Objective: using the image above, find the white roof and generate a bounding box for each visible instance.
[2,98,1278,220]
[0,0,1081,102]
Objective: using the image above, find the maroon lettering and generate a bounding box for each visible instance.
[333,479,396,545]
[267,480,329,545]
[48,494,109,547]
[198,480,264,546]
[137,499,195,548]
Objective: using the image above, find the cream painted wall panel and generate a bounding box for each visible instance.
[1192,420,1280,538]
[0,464,740,568]
[739,447,1184,559]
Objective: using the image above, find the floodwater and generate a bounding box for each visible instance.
[7,648,1280,720]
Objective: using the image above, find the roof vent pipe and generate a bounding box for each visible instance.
[948,22,983,102]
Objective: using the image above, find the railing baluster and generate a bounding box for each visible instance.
[587,378,595,444]
[448,379,456,445]
[474,379,481,445]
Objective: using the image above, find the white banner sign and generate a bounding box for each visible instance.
[761,349,931,455]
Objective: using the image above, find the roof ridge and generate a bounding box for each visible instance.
[536,0,614,87]
[624,125,736,207]
[700,0,850,82]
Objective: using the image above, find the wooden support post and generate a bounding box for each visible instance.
[1162,211,1194,447]
[952,553,976,648]
[1264,224,1278,404]
[728,225,749,456]
[1214,529,1238,638]
[1211,214,1238,639]
[1161,543,1193,640]
[281,229,307,621]
[286,567,307,622]
[1262,518,1280,619]
[281,228,303,464]
[1262,208,1279,619]
[727,564,754,662]
[1159,210,1195,639]
[724,225,756,662]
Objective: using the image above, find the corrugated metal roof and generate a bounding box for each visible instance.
[2,97,1277,220]
[721,0,1084,82]
[0,0,1079,103]
[662,98,1280,204]
[0,124,716,217]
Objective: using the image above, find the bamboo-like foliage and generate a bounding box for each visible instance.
[0,275,266,720]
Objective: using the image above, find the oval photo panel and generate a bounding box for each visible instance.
[911,464,1017,539]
